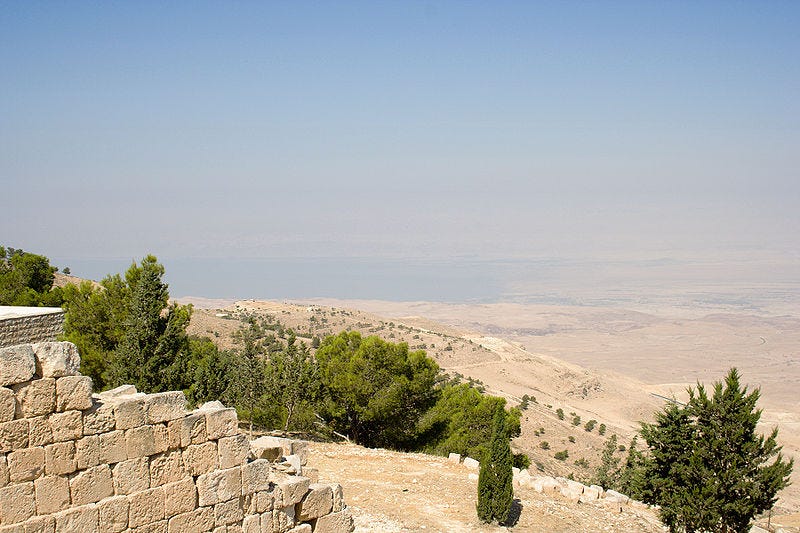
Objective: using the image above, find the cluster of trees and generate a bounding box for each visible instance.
[0,246,64,306]
[594,368,793,533]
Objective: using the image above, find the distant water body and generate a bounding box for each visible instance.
[56,256,799,309]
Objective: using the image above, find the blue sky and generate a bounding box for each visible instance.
[2,1,799,267]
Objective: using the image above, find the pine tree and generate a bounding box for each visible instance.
[476,408,514,525]
[640,368,793,533]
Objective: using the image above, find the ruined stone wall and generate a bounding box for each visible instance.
[0,342,353,533]
[0,308,65,348]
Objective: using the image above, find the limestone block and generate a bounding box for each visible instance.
[20,514,55,533]
[34,475,70,514]
[126,425,160,458]
[128,520,167,533]
[0,345,35,387]
[149,450,188,487]
[0,420,29,452]
[462,457,479,469]
[167,507,214,533]
[153,423,169,455]
[12,379,56,418]
[330,483,345,512]
[97,495,129,532]
[560,485,583,503]
[297,483,333,521]
[196,467,242,507]
[468,472,478,481]
[75,435,100,469]
[241,515,260,533]
[165,419,181,450]
[447,452,460,464]
[604,489,630,503]
[163,478,196,517]
[53,504,99,532]
[48,410,82,442]
[580,486,601,502]
[114,395,148,430]
[97,385,137,399]
[0,522,24,533]
[174,413,207,447]
[70,464,113,505]
[241,459,271,495]
[0,455,7,487]
[249,436,283,462]
[311,511,354,533]
[112,457,150,495]
[8,447,45,482]
[200,406,238,440]
[0,387,15,423]
[128,486,166,528]
[255,490,274,513]
[274,475,310,507]
[82,402,115,435]
[303,467,319,484]
[278,454,302,475]
[531,475,559,493]
[589,484,605,498]
[0,482,35,525]
[268,505,296,533]
[218,434,249,469]
[27,416,52,447]
[226,524,244,533]
[146,392,186,424]
[288,525,312,533]
[31,342,81,378]
[98,430,127,464]
[44,441,76,475]
[213,498,244,526]
[183,441,218,476]
[54,376,92,412]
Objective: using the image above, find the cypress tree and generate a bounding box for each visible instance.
[476,408,514,524]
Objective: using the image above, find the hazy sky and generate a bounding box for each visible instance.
[3,2,799,265]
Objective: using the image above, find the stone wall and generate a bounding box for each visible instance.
[0,342,353,533]
[0,307,65,348]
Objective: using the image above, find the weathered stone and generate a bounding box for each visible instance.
[53,504,99,532]
[303,467,319,483]
[241,459,271,495]
[70,464,113,505]
[81,401,115,435]
[297,483,333,521]
[199,405,238,440]
[163,478,196,517]
[196,467,242,507]
[167,507,214,533]
[44,441,76,475]
[97,384,137,399]
[75,435,100,469]
[126,425,159,458]
[269,505,296,533]
[21,514,55,533]
[255,490,274,513]
[213,498,243,526]
[112,457,150,495]
[31,342,81,378]
[97,430,126,464]
[287,525,312,533]
[27,416,53,447]
[128,519,167,533]
[150,450,187,487]
[241,514,260,533]
[218,434,249,469]
[274,475,311,507]
[48,410,82,442]
[605,489,630,503]
[8,446,45,482]
[249,436,283,462]
[311,511,354,533]
[0,387,15,422]
[580,486,601,502]
[531,475,560,493]
[0,454,8,487]
[0,482,35,524]
[462,457,479,469]
[97,495,129,532]
[34,475,70,514]
[114,395,148,430]
[448,452,461,464]
[12,379,56,418]
[54,376,92,412]
[183,441,218,476]
[128,486,165,528]
[330,483,345,512]
[146,392,186,424]
[153,423,169,455]
[0,419,29,452]
[0,345,36,387]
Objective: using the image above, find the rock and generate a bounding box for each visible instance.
[0,345,36,387]
[448,453,461,464]
[462,457,480,470]
[32,342,81,378]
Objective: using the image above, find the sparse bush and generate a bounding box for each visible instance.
[539,441,550,450]
[556,408,564,420]
[598,423,606,435]
[575,458,590,468]
[568,436,576,443]
[572,415,581,426]
[584,419,597,432]
[554,450,569,461]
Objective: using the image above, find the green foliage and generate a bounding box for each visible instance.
[265,334,320,431]
[476,410,514,525]
[315,331,440,449]
[593,434,620,489]
[640,368,793,533]
[513,453,530,470]
[568,435,575,443]
[416,381,520,461]
[571,415,581,426]
[539,441,550,450]
[574,458,590,468]
[0,247,62,306]
[556,408,564,420]
[598,423,606,436]
[554,450,569,461]
[584,419,597,432]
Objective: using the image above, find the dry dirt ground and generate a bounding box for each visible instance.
[183,297,800,530]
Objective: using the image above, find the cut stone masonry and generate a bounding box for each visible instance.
[0,341,354,533]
